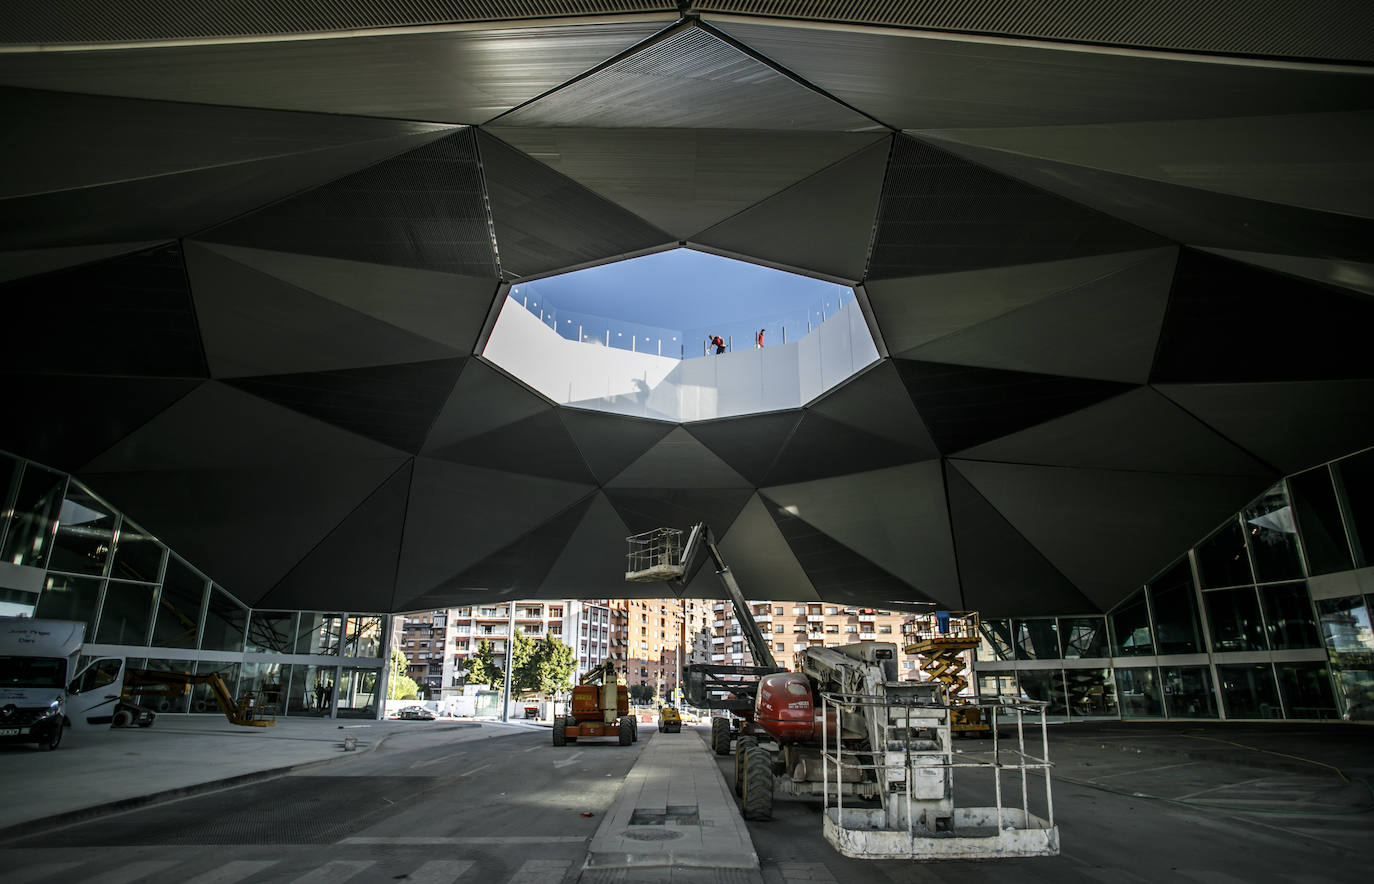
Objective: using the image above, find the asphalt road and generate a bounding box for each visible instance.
[704,725,1373,884]
[2,721,641,884]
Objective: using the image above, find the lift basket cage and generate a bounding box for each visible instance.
[625,528,685,582]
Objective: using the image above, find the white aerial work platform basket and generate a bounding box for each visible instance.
[625,527,688,582]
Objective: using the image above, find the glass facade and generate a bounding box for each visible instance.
[973,447,1374,722]
[0,450,389,719]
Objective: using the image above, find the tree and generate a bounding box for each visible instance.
[463,639,504,690]
[522,636,577,696]
[388,647,420,700]
[510,631,538,694]
[629,684,656,704]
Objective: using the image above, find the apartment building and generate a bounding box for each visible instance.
[711,600,922,675]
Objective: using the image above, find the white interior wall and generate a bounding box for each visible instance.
[483,297,879,421]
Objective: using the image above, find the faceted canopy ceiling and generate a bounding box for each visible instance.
[2,4,1373,617]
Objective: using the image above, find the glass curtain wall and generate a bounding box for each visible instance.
[0,449,389,719]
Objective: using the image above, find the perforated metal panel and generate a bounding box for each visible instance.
[700,0,1374,62]
[0,0,677,44]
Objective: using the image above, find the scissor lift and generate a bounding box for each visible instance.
[903,611,991,738]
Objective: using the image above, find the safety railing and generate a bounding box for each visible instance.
[625,527,685,582]
[819,691,1059,859]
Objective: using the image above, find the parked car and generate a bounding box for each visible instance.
[396,705,436,720]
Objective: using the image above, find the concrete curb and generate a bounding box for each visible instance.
[0,722,480,843]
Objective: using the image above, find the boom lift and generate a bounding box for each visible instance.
[552,659,638,746]
[626,524,1059,860]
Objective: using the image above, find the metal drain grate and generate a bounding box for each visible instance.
[623,829,684,841]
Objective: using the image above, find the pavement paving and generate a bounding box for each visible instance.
[0,715,536,840]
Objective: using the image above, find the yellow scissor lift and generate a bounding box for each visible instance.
[902,611,991,738]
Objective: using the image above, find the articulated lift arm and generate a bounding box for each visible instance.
[677,523,778,670]
[123,668,276,727]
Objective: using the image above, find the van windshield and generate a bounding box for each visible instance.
[0,655,67,689]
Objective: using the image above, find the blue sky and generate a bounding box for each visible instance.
[510,248,850,329]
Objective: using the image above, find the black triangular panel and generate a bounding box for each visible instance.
[604,487,753,539]
[539,492,637,596]
[489,127,887,241]
[763,411,935,486]
[907,247,1176,383]
[692,138,890,282]
[761,461,960,606]
[762,497,940,608]
[427,409,595,484]
[951,459,1273,611]
[3,132,459,252]
[84,382,406,472]
[1201,248,1374,298]
[945,464,1097,616]
[81,457,408,607]
[0,241,168,284]
[608,426,751,489]
[809,361,938,453]
[915,136,1374,263]
[557,409,677,485]
[409,495,594,605]
[259,460,413,612]
[706,494,818,601]
[1157,380,1374,475]
[185,241,462,378]
[867,250,1165,358]
[685,411,803,486]
[201,128,497,277]
[393,458,594,609]
[477,131,673,279]
[197,243,498,353]
[424,359,551,453]
[958,387,1275,478]
[1151,249,1374,383]
[894,359,1136,454]
[0,375,201,473]
[496,24,874,132]
[226,358,466,454]
[0,243,208,378]
[867,135,1163,280]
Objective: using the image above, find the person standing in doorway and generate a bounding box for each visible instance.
[755,329,765,349]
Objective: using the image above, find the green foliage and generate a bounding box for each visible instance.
[463,639,504,690]
[510,631,538,693]
[629,683,656,704]
[388,647,421,701]
[527,636,577,696]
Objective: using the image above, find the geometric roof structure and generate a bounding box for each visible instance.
[2,4,1373,617]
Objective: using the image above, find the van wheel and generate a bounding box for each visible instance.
[43,721,62,751]
[112,709,134,728]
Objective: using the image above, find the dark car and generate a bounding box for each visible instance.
[396,705,436,720]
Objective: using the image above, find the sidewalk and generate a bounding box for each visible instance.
[584,727,759,882]
[0,715,484,840]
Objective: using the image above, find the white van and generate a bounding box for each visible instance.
[0,617,83,750]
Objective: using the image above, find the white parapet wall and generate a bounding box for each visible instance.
[483,298,879,421]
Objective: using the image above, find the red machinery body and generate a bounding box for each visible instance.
[754,671,823,742]
[570,682,629,723]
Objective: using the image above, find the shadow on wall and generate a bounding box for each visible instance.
[483,297,879,421]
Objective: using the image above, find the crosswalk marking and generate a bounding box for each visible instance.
[6,862,83,884]
[290,860,375,883]
[80,861,179,884]
[405,860,476,883]
[508,859,571,884]
[183,860,280,884]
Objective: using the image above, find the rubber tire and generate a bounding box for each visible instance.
[734,736,756,796]
[111,708,134,729]
[42,720,62,751]
[137,717,154,728]
[553,717,567,746]
[619,717,634,746]
[711,717,732,756]
[631,719,639,742]
[741,742,774,820]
